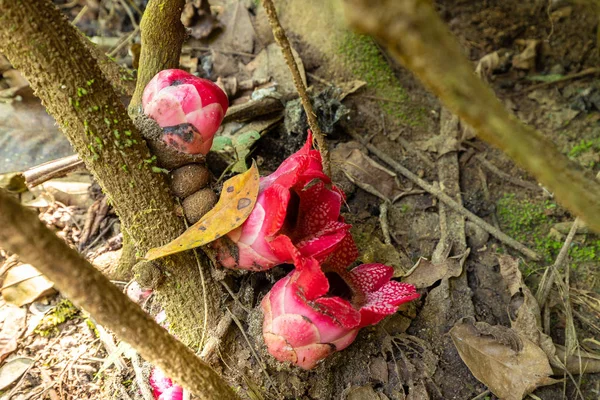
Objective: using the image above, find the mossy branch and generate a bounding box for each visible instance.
[129,0,186,114]
[0,0,220,346]
[0,190,238,400]
[343,0,600,233]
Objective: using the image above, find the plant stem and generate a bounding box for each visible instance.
[261,0,331,176]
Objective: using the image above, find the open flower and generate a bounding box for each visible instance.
[213,132,354,271]
[261,244,419,369]
[142,69,229,155]
[149,367,183,400]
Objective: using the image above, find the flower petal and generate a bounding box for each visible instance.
[157,84,202,114]
[313,297,361,330]
[324,233,359,271]
[270,314,321,347]
[359,280,419,327]
[185,102,224,140]
[349,263,394,294]
[145,94,187,127]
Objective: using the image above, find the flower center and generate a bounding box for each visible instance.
[325,271,353,302]
[283,190,300,234]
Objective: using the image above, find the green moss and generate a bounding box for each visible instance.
[338,33,424,125]
[35,299,80,337]
[497,194,600,271]
[569,138,600,158]
[85,318,99,337]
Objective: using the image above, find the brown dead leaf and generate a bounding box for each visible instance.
[247,43,306,96]
[512,40,540,71]
[332,144,403,201]
[145,163,259,260]
[0,356,34,390]
[498,255,558,361]
[1,264,54,307]
[416,135,461,157]
[211,0,256,54]
[404,249,469,288]
[450,319,557,400]
[182,0,223,40]
[0,304,26,363]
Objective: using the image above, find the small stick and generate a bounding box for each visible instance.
[347,129,541,260]
[379,201,392,245]
[476,154,541,192]
[260,0,330,176]
[524,67,600,92]
[23,154,85,188]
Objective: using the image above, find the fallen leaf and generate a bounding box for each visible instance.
[332,144,403,201]
[182,0,223,40]
[498,255,558,362]
[0,304,26,363]
[512,40,540,71]
[210,0,256,54]
[335,80,367,101]
[145,163,259,260]
[404,249,469,288]
[0,357,34,390]
[231,130,261,173]
[450,319,557,400]
[247,43,306,96]
[416,134,461,157]
[1,264,54,307]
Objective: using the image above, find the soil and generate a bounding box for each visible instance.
[1,0,599,399]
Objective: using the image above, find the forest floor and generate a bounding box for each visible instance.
[1,0,599,399]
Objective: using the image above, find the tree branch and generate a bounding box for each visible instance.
[0,189,237,400]
[129,0,186,114]
[0,0,220,346]
[343,0,600,233]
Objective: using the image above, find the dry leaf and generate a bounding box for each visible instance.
[0,357,34,390]
[498,255,558,362]
[1,264,54,307]
[451,319,557,400]
[211,0,256,54]
[404,250,469,289]
[333,144,403,201]
[512,40,540,71]
[146,163,259,260]
[247,43,306,96]
[0,304,26,363]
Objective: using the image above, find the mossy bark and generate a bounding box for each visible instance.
[0,190,237,400]
[129,0,186,114]
[0,0,221,346]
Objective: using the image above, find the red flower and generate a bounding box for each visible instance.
[261,245,419,369]
[149,367,183,400]
[142,69,228,155]
[213,132,354,271]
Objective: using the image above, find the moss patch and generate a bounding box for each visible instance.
[339,33,425,125]
[497,194,600,274]
[35,299,80,337]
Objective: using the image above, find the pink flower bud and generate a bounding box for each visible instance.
[142,69,229,155]
[261,242,419,369]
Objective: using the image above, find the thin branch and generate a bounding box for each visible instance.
[346,129,541,260]
[0,189,237,400]
[260,0,330,176]
[343,0,600,233]
[475,154,541,192]
[129,0,186,113]
[22,155,85,188]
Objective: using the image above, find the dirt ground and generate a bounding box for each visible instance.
[1,0,599,399]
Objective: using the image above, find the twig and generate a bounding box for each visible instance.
[131,352,154,400]
[396,136,435,169]
[23,154,85,188]
[476,154,541,192]
[524,67,600,92]
[346,129,541,260]
[261,0,330,176]
[379,201,392,245]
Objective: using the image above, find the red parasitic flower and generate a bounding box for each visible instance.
[261,243,419,369]
[212,131,355,271]
[149,367,183,400]
[142,69,229,155]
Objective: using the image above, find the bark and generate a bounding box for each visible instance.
[0,190,238,400]
[129,0,187,114]
[0,0,220,346]
[343,0,600,233]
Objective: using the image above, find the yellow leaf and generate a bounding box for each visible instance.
[145,163,259,260]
